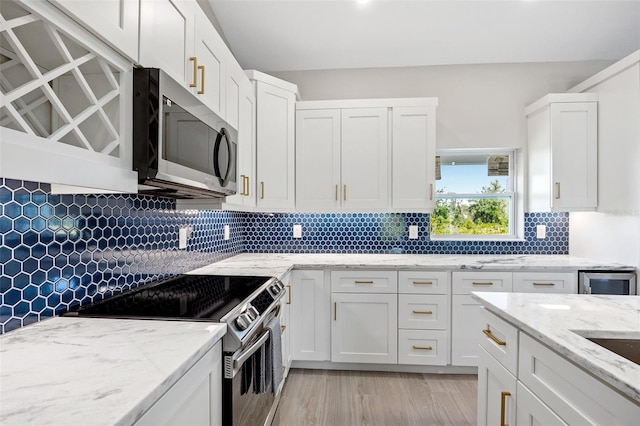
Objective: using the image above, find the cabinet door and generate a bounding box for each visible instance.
[392,106,436,210]
[550,102,597,210]
[49,0,139,61]
[341,108,389,210]
[225,58,245,131]
[139,0,195,88]
[513,271,577,293]
[516,382,568,426]
[451,295,483,366]
[331,293,398,364]
[290,270,330,362]
[256,81,296,210]
[477,346,517,426]
[295,109,341,211]
[193,8,226,118]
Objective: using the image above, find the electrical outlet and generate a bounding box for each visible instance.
[409,225,419,239]
[536,224,546,239]
[224,225,230,240]
[178,227,188,249]
[293,224,302,238]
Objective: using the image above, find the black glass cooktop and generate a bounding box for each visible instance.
[72,275,272,321]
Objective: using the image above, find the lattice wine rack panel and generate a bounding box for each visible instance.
[0,0,125,157]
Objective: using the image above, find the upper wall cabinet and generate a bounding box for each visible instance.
[47,0,139,62]
[526,93,598,212]
[296,99,438,213]
[0,0,137,193]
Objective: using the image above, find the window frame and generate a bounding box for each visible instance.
[430,149,522,241]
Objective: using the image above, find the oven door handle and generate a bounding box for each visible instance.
[231,328,271,377]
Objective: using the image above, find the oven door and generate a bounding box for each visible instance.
[222,329,276,426]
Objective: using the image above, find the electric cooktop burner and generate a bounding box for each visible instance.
[71,275,274,322]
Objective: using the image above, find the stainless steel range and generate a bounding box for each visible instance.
[67,274,286,426]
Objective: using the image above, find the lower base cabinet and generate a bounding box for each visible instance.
[477,346,516,426]
[398,329,448,365]
[516,382,567,426]
[135,341,222,426]
[451,295,483,366]
[290,270,330,361]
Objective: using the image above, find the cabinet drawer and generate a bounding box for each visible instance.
[513,272,577,293]
[398,271,449,294]
[479,309,518,376]
[398,294,448,330]
[519,333,640,425]
[398,330,448,366]
[452,272,513,294]
[331,270,397,293]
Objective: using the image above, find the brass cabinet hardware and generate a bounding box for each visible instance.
[197,65,205,94]
[240,174,246,195]
[555,182,560,199]
[500,391,511,426]
[260,181,265,199]
[286,285,291,304]
[413,281,433,285]
[354,280,374,284]
[412,310,433,315]
[343,184,347,201]
[412,345,433,351]
[244,176,250,196]
[282,366,286,373]
[533,282,556,286]
[334,302,337,321]
[472,282,494,286]
[189,57,198,87]
[483,329,507,346]
[335,184,338,201]
[429,183,434,200]
[281,325,286,334]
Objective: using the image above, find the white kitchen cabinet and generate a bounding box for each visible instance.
[290,270,330,362]
[398,329,448,366]
[391,105,437,211]
[224,58,246,132]
[512,271,577,293]
[516,382,568,426]
[398,294,448,330]
[330,270,397,293]
[279,272,292,384]
[47,0,139,61]
[331,292,398,364]
[135,341,222,426]
[248,71,297,211]
[0,0,137,193]
[526,93,598,212]
[477,346,517,426]
[479,309,519,376]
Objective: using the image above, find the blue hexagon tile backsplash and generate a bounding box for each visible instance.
[1,177,568,333]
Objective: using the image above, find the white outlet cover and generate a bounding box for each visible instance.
[293,224,302,238]
[409,225,419,239]
[178,227,188,249]
[536,224,546,239]
[224,225,230,240]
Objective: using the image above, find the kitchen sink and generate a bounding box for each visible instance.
[586,338,640,366]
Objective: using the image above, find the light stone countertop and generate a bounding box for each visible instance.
[188,253,635,280]
[0,317,226,425]
[471,292,640,403]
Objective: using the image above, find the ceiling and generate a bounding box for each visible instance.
[207,0,640,72]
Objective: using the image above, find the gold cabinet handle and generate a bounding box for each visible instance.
[533,282,556,286]
[343,184,347,201]
[472,282,494,286]
[197,65,205,94]
[412,345,433,351]
[245,176,250,196]
[282,365,286,373]
[335,184,338,201]
[412,310,433,315]
[280,325,286,334]
[189,57,198,87]
[354,280,373,284]
[240,174,246,195]
[500,391,511,426]
[334,302,337,321]
[429,183,434,200]
[483,329,507,346]
[260,181,265,199]
[555,182,560,199]
[286,285,291,304]
[413,281,433,285]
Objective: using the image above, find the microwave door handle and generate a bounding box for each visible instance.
[213,128,232,186]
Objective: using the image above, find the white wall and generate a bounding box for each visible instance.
[272,61,611,150]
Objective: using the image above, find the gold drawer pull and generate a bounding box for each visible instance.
[413,281,433,285]
[412,345,433,351]
[533,282,556,286]
[281,325,286,334]
[260,181,265,199]
[555,182,561,199]
[412,310,433,315]
[501,391,511,426]
[483,329,507,346]
[286,285,291,304]
[189,57,198,87]
[244,176,250,196]
[354,280,374,284]
[197,65,205,94]
[472,282,494,286]
[335,184,338,201]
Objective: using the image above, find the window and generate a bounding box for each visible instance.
[430,150,518,239]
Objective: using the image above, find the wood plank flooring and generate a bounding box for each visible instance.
[273,369,478,426]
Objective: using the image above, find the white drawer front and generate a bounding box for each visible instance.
[479,309,519,376]
[331,270,397,293]
[398,329,448,366]
[398,271,449,294]
[513,272,577,293]
[398,294,448,330]
[452,272,513,294]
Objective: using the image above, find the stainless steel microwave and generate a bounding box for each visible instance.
[133,68,237,198]
[578,271,637,295]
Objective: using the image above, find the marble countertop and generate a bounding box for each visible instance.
[0,317,226,425]
[471,292,640,403]
[188,253,634,280]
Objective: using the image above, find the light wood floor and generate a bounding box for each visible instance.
[273,369,478,426]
